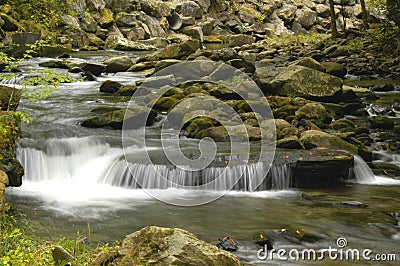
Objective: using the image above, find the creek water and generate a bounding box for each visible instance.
[4,52,400,264]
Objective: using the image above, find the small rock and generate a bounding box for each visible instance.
[216,237,238,251]
[51,246,74,265]
[338,201,368,208]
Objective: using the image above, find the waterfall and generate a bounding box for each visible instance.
[16,137,293,191]
[353,155,376,183]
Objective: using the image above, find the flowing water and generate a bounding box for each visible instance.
[4,52,400,264]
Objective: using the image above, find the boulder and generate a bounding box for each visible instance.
[277,5,297,23]
[255,65,343,100]
[103,56,133,73]
[93,8,114,28]
[99,80,123,94]
[104,33,156,51]
[290,57,326,73]
[300,130,357,153]
[0,85,21,111]
[294,8,317,29]
[180,26,203,41]
[181,1,203,19]
[86,0,106,11]
[295,102,332,126]
[276,135,304,149]
[81,106,157,130]
[103,226,242,265]
[0,13,23,31]
[154,59,181,72]
[368,116,395,129]
[321,62,347,78]
[155,39,202,59]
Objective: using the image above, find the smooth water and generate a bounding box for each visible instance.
[4,53,400,264]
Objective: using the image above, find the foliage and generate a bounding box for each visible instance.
[265,33,329,46]
[0,204,113,266]
[8,0,66,33]
[367,0,387,13]
[0,40,77,117]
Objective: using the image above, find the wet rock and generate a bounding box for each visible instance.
[90,106,122,114]
[99,80,123,94]
[116,86,150,97]
[321,62,347,78]
[40,45,73,58]
[293,229,323,243]
[80,63,106,76]
[52,246,74,265]
[0,85,21,111]
[39,60,71,69]
[338,201,368,208]
[253,233,273,250]
[370,162,400,178]
[255,65,343,100]
[81,106,157,130]
[112,226,241,265]
[216,237,238,251]
[103,56,133,73]
[368,116,395,129]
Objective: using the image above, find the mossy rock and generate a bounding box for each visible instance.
[152,97,180,112]
[116,86,150,97]
[100,80,123,94]
[290,57,326,73]
[81,106,156,130]
[368,116,395,129]
[276,136,304,149]
[185,117,219,137]
[321,62,347,78]
[369,162,400,178]
[0,13,23,31]
[330,118,355,130]
[103,56,133,73]
[300,130,357,153]
[295,102,332,127]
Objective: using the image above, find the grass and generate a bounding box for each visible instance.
[264,33,330,46]
[0,203,113,266]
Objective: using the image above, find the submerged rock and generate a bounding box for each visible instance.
[103,226,241,266]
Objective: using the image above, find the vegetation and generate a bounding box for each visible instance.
[264,33,329,46]
[7,0,67,35]
[0,203,113,265]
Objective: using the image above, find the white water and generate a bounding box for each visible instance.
[10,136,297,217]
[353,155,400,185]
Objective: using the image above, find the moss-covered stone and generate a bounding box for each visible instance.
[368,116,395,129]
[152,96,180,111]
[295,102,332,127]
[300,130,357,153]
[99,80,123,94]
[81,106,156,130]
[185,117,219,137]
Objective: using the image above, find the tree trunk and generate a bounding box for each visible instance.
[360,0,368,28]
[328,0,338,36]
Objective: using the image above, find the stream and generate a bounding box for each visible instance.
[4,51,400,264]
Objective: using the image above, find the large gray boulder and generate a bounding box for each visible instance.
[103,56,133,72]
[93,226,241,265]
[255,65,343,100]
